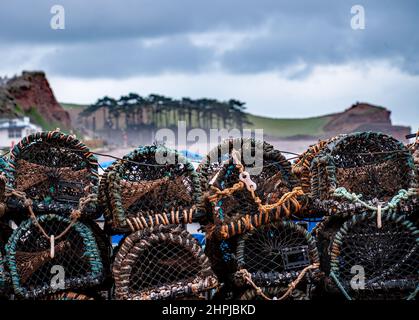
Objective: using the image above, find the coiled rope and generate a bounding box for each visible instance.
[207,153,304,238]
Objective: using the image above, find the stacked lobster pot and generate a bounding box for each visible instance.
[0,158,11,298]
[407,135,419,225]
[307,132,419,300]
[198,138,320,300]
[0,222,11,299]
[99,145,218,300]
[0,131,110,300]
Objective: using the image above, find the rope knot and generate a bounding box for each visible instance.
[24,198,33,208]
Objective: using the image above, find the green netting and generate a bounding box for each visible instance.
[329,211,419,300]
[113,225,218,300]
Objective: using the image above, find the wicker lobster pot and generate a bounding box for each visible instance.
[291,135,344,215]
[198,138,303,286]
[99,145,202,234]
[6,131,99,220]
[0,221,12,298]
[200,138,300,241]
[408,140,418,196]
[312,215,349,275]
[329,211,419,300]
[5,214,106,299]
[197,138,282,192]
[232,220,320,299]
[0,157,11,219]
[310,132,418,215]
[113,225,218,300]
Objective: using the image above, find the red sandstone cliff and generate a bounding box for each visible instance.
[1,71,71,129]
[323,102,410,141]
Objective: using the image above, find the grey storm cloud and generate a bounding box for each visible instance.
[41,37,215,77]
[0,0,418,77]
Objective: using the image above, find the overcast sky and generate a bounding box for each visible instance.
[0,0,418,129]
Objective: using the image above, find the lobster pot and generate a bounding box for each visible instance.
[329,211,419,300]
[310,132,418,215]
[99,145,202,234]
[5,214,106,299]
[413,143,419,173]
[83,220,112,286]
[409,141,419,195]
[233,221,319,291]
[409,142,419,224]
[204,235,240,285]
[312,215,350,274]
[6,131,99,220]
[291,136,345,215]
[197,138,280,193]
[0,222,12,298]
[113,225,218,300]
[0,157,8,194]
[199,138,300,241]
[0,157,10,219]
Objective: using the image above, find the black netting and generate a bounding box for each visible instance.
[330,213,419,300]
[6,214,104,298]
[313,216,349,274]
[235,221,319,288]
[15,222,88,287]
[113,225,218,300]
[204,235,239,282]
[130,242,201,291]
[240,224,311,274]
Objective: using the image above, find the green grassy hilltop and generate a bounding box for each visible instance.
[246,114,333,138]
[61,102,332,138]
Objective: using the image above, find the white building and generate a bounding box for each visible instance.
[0,117,41,149]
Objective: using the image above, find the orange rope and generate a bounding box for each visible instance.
[277,263,319,300]
[236,269,272,300]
